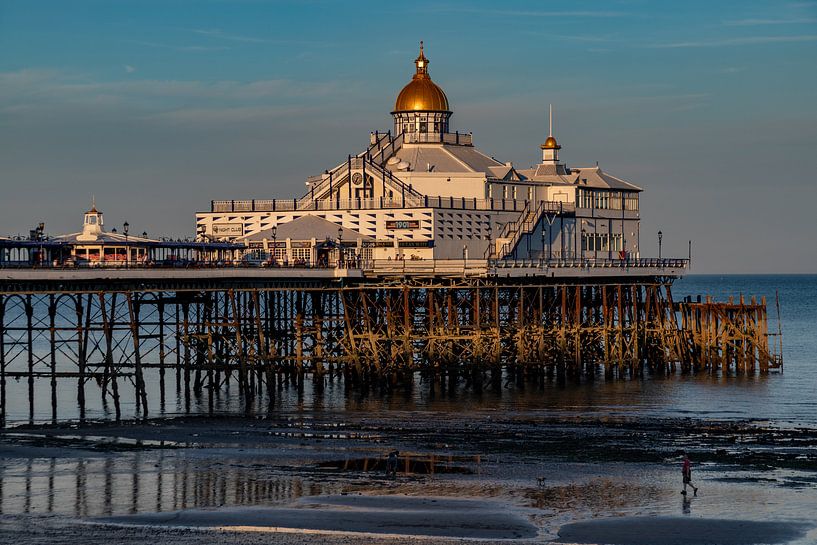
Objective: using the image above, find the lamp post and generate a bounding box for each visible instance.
[35,222,45,266]
[547,225,552,262]
[658,230,663,260]
[487,224,493,261]
[123,221,129,268]
[271,225,277,266]
[581,228,586,264]
[337,226,343,267]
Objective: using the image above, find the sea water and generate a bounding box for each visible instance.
[2,275,815,428]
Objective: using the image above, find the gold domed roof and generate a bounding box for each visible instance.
[541,136,560,150]
[393,42,450,113]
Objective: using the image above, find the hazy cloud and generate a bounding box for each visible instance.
[124,65,136,73]
[0,69,356,112]
[189,28,268,43]
[724,17,817,26]
[127,40,231,52]
[653,34,817,48]
[427,6,626,18]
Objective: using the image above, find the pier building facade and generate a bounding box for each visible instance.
[195,44,642,267]
[52,203,155,266]
[0,45,784,429]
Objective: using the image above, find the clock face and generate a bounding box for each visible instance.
[352,173,363,185]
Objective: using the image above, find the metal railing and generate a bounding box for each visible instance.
[210,197,549,213]
[491,257,689,269]
[488,200,574,260]
[402,132,473,145]
[368,132,404,165]
[366,258,487,276]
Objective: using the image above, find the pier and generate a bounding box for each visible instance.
[0,44,784,427]
[0,264,780,426]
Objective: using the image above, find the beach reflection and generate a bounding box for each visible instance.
[0,453,340,517]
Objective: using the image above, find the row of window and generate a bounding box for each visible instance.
[581,232,623,252]
[394,113,448,134]
[577,189,639,211]
[488,185,535,200]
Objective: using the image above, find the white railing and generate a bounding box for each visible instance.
[367,259,488,276]
[491,257,690,270]
[211,197,546,213]
[402,132,473,145]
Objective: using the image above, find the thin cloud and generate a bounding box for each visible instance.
[428,6,626,18]
[724,17,817,26]
[127,40,230,52]
[653,35,817,48]
[516,29,619,43]
[124,65,136,74]
[189,28,267,44]
[183,28,335,47]
[146,105,320,126]
[0,69,357,111]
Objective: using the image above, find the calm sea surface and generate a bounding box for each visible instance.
[333,274,817,427]
[3,274,816,427]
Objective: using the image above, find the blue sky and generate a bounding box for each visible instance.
[1,0,816,272]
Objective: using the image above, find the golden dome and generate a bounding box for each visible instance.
[393,42,450,113]
[541,136,560,150]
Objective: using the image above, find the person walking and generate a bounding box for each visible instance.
[681,451,698,496]
[386,450,399,479]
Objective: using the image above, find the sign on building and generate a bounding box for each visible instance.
[386,220,420,230]
[212,223,243,237]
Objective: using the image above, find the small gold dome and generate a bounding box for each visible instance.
[541,136,560,150]
[393,42,450,112]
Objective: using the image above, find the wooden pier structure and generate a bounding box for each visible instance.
[0,266,781,425]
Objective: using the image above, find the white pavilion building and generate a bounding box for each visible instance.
[196,43,642,266]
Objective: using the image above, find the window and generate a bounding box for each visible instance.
[527,187,534,201]
[512,186,517,199]
[291,248,311,264]
[582,233,622,252]
[502,186,508,199]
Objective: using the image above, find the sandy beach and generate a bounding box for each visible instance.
[1,411,816,544]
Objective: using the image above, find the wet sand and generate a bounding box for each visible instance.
[556,517,810,545]
[2,413,816,544]
[98,496,537,539]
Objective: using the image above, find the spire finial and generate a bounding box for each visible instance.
[549,104,553,137]
[414,40,429,76]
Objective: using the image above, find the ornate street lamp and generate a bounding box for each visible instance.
[36,222,45,266]
[123,222,130,268]
[581,228,586,263]
[487,223,493,261]
[337,226,343,266]
[271,225,277,265]
[658,230,663,260]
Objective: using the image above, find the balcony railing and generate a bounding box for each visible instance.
[401,131,473,145]
[490,257,689,270]
[210,197,573,214]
